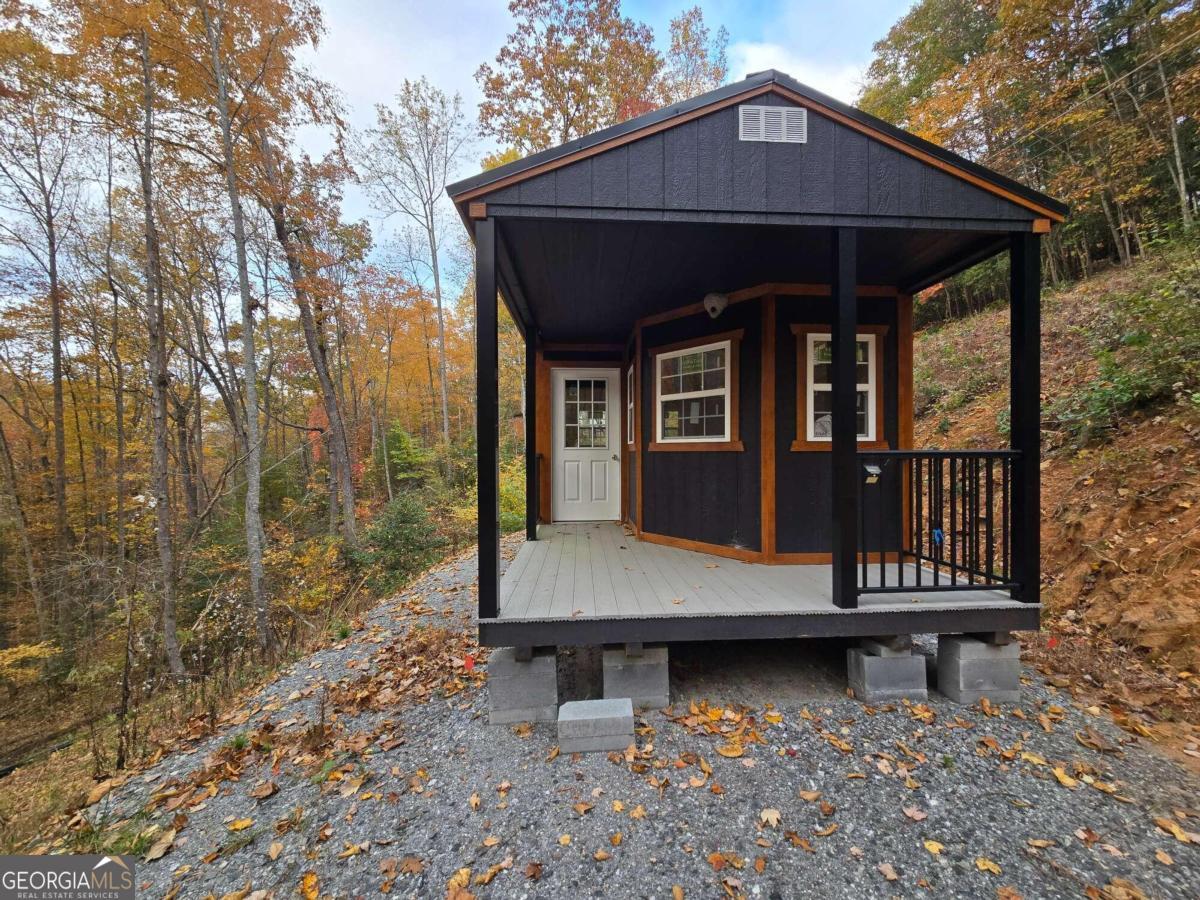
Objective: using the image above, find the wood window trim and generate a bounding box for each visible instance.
[789,322,889,452]
[626,363,635,446]
[647,328,745,452]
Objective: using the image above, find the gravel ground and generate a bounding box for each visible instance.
[80,546,1200,899]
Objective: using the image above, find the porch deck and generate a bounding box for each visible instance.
[481,523,1040,646]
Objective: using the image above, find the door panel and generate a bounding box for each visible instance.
[553,370,621,521]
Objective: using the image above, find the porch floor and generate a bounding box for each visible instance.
[484,523,1038,646]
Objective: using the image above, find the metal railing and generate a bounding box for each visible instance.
[856,449,1019,596]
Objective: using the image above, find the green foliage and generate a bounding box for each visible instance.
[499,455,527,534]
[386,425,433,486]
[355,494,445,594]
[1048,239,1200,444]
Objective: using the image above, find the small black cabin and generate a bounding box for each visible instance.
[448,69,1065,667]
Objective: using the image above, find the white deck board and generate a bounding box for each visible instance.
[497,523,1022,622]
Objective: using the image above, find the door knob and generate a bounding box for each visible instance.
[611,454,618,461]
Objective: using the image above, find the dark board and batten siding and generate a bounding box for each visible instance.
[639,301,762,552]
[481,93,1034,225]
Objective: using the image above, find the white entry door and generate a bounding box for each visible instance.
[552,369,621,521]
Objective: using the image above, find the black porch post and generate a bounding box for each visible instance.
[525,325,538,541]
[1009,231,1041,603]
[830,227,859,609]
[476,218,499,619]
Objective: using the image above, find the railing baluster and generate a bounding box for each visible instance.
[985,458,995,585]
[915,457,923,587]
[1002,456,1010,583]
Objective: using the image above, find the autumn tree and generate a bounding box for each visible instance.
[475,0,662,152]
[659,6,728,105]
[358,78,471,450]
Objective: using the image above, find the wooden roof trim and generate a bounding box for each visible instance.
[451,85,1065,224]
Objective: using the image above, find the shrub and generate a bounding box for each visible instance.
[356,495,445,593]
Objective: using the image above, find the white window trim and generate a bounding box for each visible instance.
[626,364,635,445]
[805,332,877,443]
[654,339,732,443]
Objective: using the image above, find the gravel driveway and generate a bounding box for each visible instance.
[76,545,1199,899]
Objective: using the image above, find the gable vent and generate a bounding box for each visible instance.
[738,105,807,143]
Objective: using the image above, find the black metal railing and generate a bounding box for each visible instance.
[856,449,1019,596]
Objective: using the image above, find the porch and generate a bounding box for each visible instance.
[483,523,1038,646]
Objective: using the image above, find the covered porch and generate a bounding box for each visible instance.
[486,523,1037,647]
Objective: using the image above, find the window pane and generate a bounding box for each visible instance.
[661,400,682,437]
[564,424,578,447]
[681,351,704,374]
[661,374,681,395]
[593,427,606,447]
[856,339,869,363]
[703,412,725,436]
[812,339,832,364]
[592,404,606,427]
[856,361,870,385]
[682,399,704,436]
[812,390,832,439]
[593,380,606,400]
[660,355,679,377]
[703,395,724,417]
[564,402,577,425]
[703,368,725,390]
[857,390,869,439]
[578,382,592,402]
[703,348,725,370]
[682,372,703,393]
[578,428,593,448]
[566,380,578,401]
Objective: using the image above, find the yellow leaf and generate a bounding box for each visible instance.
[716,742,744,758]
[798,790,822,802]
[630,804,646,819]
[610,832,622,846]
[227,819,254,832]
[1052,767,1079,789]
[299,871,318,900]
[672,887,685,900]
[267,841,283,861]
[469,792,481,811]
[482,835,500,847]
[1156,849,1174,865]
[593,849,611,861]
[1027,839,1055,848]
[924,839,944,855]
[611,800,625,813]
[144,828,176,862]
[558,834,571,846]
[1154,817,1192,843]
[447,867,471,891]
[975,857,1001,874]
[764,712,783,724]
[760,808,781,827]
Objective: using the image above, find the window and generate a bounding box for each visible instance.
[562,377,608,449]
[626,365,635,445]
[649,330,744,451]
[791,324,888,451]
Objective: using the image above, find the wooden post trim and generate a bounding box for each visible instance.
[761,295,777,558]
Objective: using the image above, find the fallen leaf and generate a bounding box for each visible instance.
[482,835,500,848]
[524,862,543,881]
[267,841,283,861]
[975,857,1001,874]
[798,790,822,802]
[228,818,254,832]
[593,849,611,861]
[558,834,571,846]
[1154,817,1192,843]
[546,746,560,762]
[299,872,318,900]
[716,742,744,758]
[1052,767,1079,789]
[814,824,839,838]
[924,839,944,856]
[469,793,481,811]
[250,782,278,801]
[760,808,781,828]
[1155,849,1173,865]
[671,887,684,900]
[903,806,927,822]
[754,856,766,873]
[1027,839,1055,848]
[399,857,424,874]
[572,802,594,816]
[878,863,898,881]
[145,828,176,862]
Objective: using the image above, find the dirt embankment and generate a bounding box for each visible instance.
[914,260,1200,754]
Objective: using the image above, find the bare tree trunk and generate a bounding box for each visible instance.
[202,2,272,655]
[1157,59,1192,229]
[0,423,46,638]
[257,135,357,546]
[428,230,451,447]
[138,31,184,676]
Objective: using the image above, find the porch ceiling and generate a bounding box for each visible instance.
[497,218,1005,343]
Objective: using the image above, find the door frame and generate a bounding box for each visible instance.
[550,366,622,522]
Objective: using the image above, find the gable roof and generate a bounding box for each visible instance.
[448,69,1067,222]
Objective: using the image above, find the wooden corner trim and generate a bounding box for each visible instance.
[790,438,891,453]
[1032,218,1051,233]
[637,530,763,563]
[646,328,745,357]
[468,202,487,219]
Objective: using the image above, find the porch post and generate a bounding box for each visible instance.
[830,227,858,609]
[525,325,538,541]
[476,217,499,619]
[1009,231,1041,603]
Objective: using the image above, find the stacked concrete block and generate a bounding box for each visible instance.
[558,698,635,753]
[847,635,928,702]
[936,634,1021,704]
[602,646,669,709]
[488,647,558,724]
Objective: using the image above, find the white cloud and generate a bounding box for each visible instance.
[728,41,865,105]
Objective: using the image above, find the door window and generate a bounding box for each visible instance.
[563,378,608,449]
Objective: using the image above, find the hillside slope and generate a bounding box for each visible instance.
[914,255,1200,741]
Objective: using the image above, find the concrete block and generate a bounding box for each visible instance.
[846,648,927,703]
[603,646,669,709]
[861,635,914,658]
[488,647,558,724]
[937,635,1022,704]
[558,698,634,753]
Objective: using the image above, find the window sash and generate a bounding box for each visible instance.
[655,339,731,443]
[626,365,634,445]
[805,332,876,442]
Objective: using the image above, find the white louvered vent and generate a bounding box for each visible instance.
[738,105,807,143]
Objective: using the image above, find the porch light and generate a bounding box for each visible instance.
[863,464,882,485]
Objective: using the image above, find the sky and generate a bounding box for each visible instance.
[297,0,914,268]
